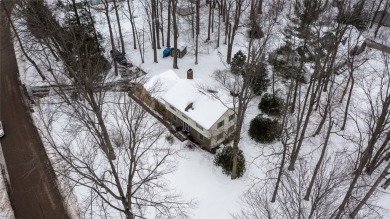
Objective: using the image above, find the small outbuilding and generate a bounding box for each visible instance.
[170,45,187,59]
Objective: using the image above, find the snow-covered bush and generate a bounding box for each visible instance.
[249,115,281,143]
[259,93,284,117]
[214,146,246,178]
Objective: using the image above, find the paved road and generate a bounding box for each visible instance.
[0,2,70,218]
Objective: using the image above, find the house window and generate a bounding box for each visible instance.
[182,113,188,120]
[217,120,224,129]
[198,133,204,141]
[172,114,177,121]
[169,105,176,111]
[217,133,224,141]
[229,114,235,121]
[196,123,203,130]
[228,125,234,133]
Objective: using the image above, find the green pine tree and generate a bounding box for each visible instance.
[231,50,246,75]
[62,7,110,82]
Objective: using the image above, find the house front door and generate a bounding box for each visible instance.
[183,122,191,133]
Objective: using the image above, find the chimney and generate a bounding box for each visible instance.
[187,69,193,80]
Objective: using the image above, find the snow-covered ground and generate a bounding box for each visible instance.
[11,0,390,218]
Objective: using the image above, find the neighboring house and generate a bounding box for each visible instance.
[139,70,236,151]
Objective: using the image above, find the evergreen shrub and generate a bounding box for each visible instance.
[249,115,281,143]
[259,94,284,117]
[249,63,270,96]
[214,146,246,178]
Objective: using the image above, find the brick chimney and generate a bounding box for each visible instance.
[187,69,193,79]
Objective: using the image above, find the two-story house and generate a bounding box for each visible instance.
[142,70,236,151]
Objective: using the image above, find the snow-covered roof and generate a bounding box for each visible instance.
[144,69,180,99]
[162,79,229,130]
[145,70,229,130]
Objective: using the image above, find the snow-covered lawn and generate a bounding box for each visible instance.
[12,0,390,218]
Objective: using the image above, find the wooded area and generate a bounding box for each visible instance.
[3,0,390,218]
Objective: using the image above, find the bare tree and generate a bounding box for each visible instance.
[101,0,119,76]
[112,0,126,54]
[334,54,390,219]
[151,0,158,63]
[237,158,349,219]
[209,0,283,179]
[195,0,200,64]
[226,0,246,64]
[126,0,137,50]
[11,2,193,217]
[36,90,192,218]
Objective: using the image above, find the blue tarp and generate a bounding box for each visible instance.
[163,48,171,57]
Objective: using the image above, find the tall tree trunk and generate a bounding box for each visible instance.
[271,75,295,202]
[231,103,245,179]
[335,95,389,219]
[151,0,158,63]
[224,2,230,45]
[257,0,263,14]
[288,77,320,171]
[167,0,171,47]
[127,0,137,50]
[206,0,212,41]
[365,131,390,174]
[195,0,200,64]
[350,161,390,218]
[155,0,161,49]
[370,0,384,28]
[71,0,81,26]
[217,3,221,48]
[374,1,389,37]
[159,0,164,47]
[211,0,215,33]
[113,0,126,54]
[341,69,354,130]
[103,0,118,76]
[171,0,179,69]
[304,120,334,200]
[226,0,243,64]
[339,74,351,103]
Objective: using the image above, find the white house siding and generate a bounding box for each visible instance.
[164,102,236,149]
[209,109,236,148]
[164,102,211,137]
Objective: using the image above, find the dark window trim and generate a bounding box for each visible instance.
[217,133,224,141]
[217,120,224,129]
[198,133,204,141]
[196,123,203,130]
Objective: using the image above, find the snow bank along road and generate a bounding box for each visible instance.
[0,1,70,218]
